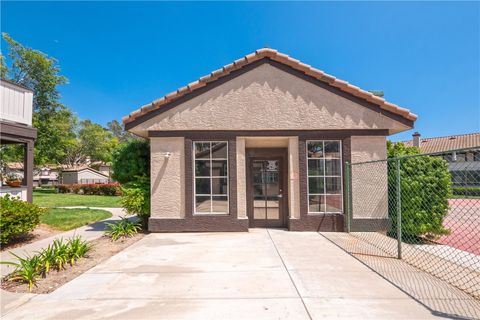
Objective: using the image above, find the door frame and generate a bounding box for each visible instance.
[246,148,289,228]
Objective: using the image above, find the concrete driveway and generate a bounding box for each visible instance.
[2,229,437,319]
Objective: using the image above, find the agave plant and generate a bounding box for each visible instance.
[1,253,43,291]
[105,217,142,241]
[67,236,91,265]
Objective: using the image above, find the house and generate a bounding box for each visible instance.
[403,132,480,187]
[0,80,36,202]
[60,167,110,184]
[122,48,417,232]
[4,163,60,187]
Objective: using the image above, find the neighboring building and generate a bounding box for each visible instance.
[0,80,36,202]
[403,132,480,187]
[61,167,110,184]
[4,163,60,187]
[123,48,417,232]
[90,161,112,178]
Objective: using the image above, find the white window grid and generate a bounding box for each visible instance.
[306,140,343,214]
[193,141,229,214]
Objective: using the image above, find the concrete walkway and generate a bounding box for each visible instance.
[1,207,128,316]
[1,229,446,319]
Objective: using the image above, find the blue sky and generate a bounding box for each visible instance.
[2,1,479,141]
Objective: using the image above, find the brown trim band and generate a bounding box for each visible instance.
[0,121,37,141]
[350,218,391,232]
[149,129,389,138]
[149,217,248,232]
[126,58,414,130]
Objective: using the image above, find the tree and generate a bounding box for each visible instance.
[64,120,118,167]
[1,33,76,165]
[106,119,136,142]
[387,141,452,240]
[111,139,149,184]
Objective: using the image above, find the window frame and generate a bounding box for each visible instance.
[306,140,343,215]
[193,141,229,215]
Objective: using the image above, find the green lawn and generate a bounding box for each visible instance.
[40,208,112,231]
[33,189,122,208]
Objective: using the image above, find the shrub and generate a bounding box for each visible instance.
[387,142,452,240]
[57,183,121,196]
[2,253,43,291]
[0,195,45,245]
[111,139,149,184]
[105,217,142,241]
[452,187,480,197]
[120,176,150,227]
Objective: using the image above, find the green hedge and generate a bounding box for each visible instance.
[452,187,480,197]
[0,195,46,245]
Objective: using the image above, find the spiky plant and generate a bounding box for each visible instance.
[105,217,141,241]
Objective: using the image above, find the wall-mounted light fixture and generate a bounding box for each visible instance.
[164,152,171,159]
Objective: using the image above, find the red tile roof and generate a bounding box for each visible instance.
[123,48,417,126]
[402,132,480,153]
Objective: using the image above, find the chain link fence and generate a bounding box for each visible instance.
[343,147,480,303]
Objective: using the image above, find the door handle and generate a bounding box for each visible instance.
[277,194,283,199]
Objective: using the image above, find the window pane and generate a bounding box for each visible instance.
[194,142,211,159]
[212,178,228,195]
[211,142,227,159]
[307,141,324,158]
[195,178,210,194]
[326,195,342,212]
[308,177,324,194]
[211,160,228,176]
[325,159,341,176]
[325,177,341,194]
[195,160,210,177]
[195,196,211,212]
[308,159,324,176]
[324,141,340,158]
[212,196,228,212]
[309,195,325,213]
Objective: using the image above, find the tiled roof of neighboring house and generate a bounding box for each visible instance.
[122,48,417,126]
[402,132,480,153]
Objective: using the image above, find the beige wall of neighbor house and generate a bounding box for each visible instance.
[150,137,185,219]
[131,64,408,136]
[77,170,109,183]
[350,136,388,219]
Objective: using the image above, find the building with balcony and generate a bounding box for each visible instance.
[0,79,37,202]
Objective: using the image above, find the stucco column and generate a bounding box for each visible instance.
[236,137,247,219]
[288,137,300,219]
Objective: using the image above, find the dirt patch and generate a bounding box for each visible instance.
[1,232,146,294]
[1,224,61,252]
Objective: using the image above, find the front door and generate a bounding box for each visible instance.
[247,149,287,228]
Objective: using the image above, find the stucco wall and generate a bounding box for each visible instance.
[131,64,408,135]
[350,136,388,219]
[236,137,247,219]
[150,137,185,218]
[288,137,301,219]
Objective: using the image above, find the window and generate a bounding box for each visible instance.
[306,140,343,214]
[194,141,229,214]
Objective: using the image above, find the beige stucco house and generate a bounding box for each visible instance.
[123,48,417,232]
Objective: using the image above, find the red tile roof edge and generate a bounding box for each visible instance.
[123,48,417,125]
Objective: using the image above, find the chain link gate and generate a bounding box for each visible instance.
[343,147,480,302]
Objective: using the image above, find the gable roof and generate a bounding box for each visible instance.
[123,48,417,128]
[62,167,109,178]
[402,132,480,154]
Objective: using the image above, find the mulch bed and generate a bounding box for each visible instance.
[1,232,146,294]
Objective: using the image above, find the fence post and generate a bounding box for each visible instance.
[345,162,351,233]
[396,158,402,259]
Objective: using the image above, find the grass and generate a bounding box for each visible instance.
[33,189,121,208]
[40,208,112,231]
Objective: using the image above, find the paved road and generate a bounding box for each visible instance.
[2,229,440,319]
